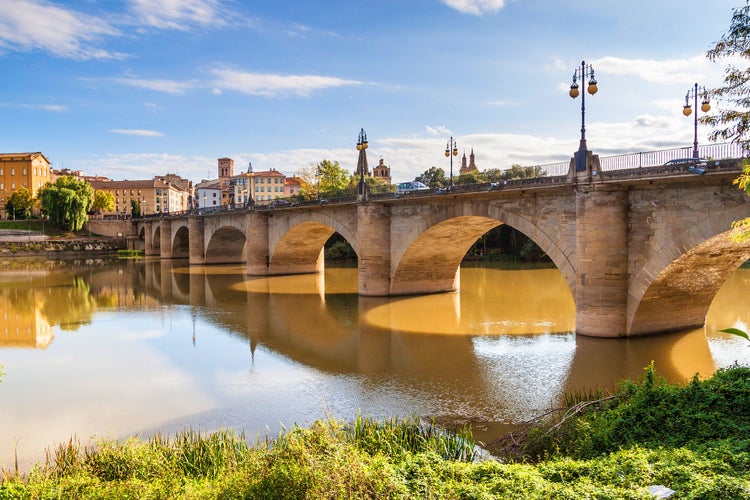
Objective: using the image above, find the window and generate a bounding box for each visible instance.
[11,168,14,175]
[22,168,26,175]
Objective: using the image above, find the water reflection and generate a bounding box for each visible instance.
[0,258,749,472]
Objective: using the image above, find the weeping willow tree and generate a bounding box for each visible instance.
[37,176,94,231]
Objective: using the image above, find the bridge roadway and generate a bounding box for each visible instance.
[136,154,750,338]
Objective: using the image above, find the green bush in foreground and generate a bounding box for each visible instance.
[1,367,749,499]
[521,363,750,462]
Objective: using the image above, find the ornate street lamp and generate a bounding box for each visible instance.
[569,60,598,171]
[682,83,711,159]
[316,164,321,201]
[444,136,458,187]
[356,128,368,200]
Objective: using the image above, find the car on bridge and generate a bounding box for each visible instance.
[269,198,291,208]
[663,158,708,175]
[396,181,430,195]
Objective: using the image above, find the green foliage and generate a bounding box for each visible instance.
[455,170,486,185]
[501,164,547,180]
[705,3,750,149]
[5,187,34,219]
[91,190,115,214]
[466,225,550,263]
[520,364,750,462]
[721,327,750,341]
[415,166,447,188]
[365,175,395,194]
[37,176,93,231]
[317,159,352,198]
[130,199,140,217]
[2,403,750,499]
[345,415,477,462]
[324,232,357,262]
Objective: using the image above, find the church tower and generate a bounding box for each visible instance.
[373,158,391,184]
[459,148,478,175]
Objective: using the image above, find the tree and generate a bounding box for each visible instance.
[365,175,395,194]
[37,176,93,231]
[91,190,114,215]
[317,159,352,198]
[501,164,546,181]
[130,199,141,217]
[294,160,352,199]
[6,187,34,219]
[483,168,505,183]
[705,3,750,149]
[707,4,750,338]
[415,166,447,188]
[455,171,486,186]
[295,164,320,200]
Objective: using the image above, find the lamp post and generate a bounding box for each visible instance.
[444,136,458,187]
[356,128,368,200]
[316,164,321,201]
[569,60,598,171]
[682,83,711,159]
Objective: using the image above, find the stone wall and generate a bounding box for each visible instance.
[85,219,138,238]
[0,238,127,255]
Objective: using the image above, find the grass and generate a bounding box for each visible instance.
[1,367,749,498]
[0,220,79,237]
[117,249,144,258]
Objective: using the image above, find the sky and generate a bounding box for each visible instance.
[0,0,743,184]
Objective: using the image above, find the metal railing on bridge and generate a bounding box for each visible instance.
[536,142,748,176]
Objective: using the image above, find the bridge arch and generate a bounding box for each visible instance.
[205,226,247,264]
[270,221,356,275]
[389,200,576,296]
[628,200,750,335]
[152,226,161,253]
[171,224,190,259]
[267,208,358,276]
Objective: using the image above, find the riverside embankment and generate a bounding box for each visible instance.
[0,228,128,257]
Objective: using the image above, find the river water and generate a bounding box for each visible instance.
[1,257,749,471]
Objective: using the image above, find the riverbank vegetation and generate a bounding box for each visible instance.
[1,365,747,498]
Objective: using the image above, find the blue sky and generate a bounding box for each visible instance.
[0,0,742,183]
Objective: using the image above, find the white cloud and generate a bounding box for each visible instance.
[442,0,505,15]
[210,68,362,97]
[113,77,196,95]
[110,129,165,137]
[0,0,123,60]
[484,100,518,107]
[19,103,67,112]
[128,0,225,30]
[425,125,452,136]
[593,55,723,86]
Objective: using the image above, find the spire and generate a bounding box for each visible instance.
[461,151,467,170]
[356,134,369,177]
[469,148,476,170]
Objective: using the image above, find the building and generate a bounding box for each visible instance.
[89,177,190,216]
[459,149,478,175]
[229,173,252,207]
[285,176,302,198]
[372,158,392,185]
[252,169,286,202]
[217,157,234,206]
[0,152,52,217]
[195,180,222,209]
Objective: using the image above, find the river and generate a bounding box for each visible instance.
[1,257,749,471]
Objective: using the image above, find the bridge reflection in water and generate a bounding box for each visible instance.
[0,258,748,471]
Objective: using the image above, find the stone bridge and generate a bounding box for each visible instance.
[136,155,750,338]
